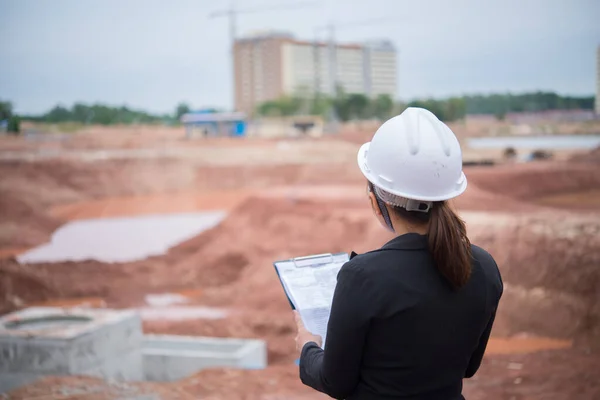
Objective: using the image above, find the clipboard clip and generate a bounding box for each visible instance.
[292,253,334,268]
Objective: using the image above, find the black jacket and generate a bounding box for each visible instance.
[299,233,503,400]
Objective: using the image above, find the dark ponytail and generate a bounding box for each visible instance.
[389,200,472,289]
[426,201,472,289]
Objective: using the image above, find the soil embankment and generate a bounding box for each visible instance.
[1,138,599,398]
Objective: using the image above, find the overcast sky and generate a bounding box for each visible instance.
[1,0,599,114]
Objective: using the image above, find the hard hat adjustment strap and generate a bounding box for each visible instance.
[397,198,432,213]
[373,186,432,213]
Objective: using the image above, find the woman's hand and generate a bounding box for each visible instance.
[294,311,323,351]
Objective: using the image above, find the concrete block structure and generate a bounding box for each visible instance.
[143,334,267,382]
[0,307,143,393]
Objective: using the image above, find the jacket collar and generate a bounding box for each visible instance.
[350,233,428,260]
[381,233,428,251]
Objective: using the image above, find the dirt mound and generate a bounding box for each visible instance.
[462,348,600,400]
[0,158,365,251]
[0,158,197,250]
[169,196,384,308]
[468,213,600,296]
[0,258,59,314]
[162,198,600,354]
[146,196,385,362]
[465,162,600,205]
[454,184,541,212]
[472,214,600,344]
[569,146,600,163]
[0,159,197,205]
[0,190,61,248]
[5,196,378,309]
[3,193,600,397]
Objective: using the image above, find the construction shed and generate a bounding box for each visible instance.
[181,110,247,139]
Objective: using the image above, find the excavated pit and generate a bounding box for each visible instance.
[1,144,599,398]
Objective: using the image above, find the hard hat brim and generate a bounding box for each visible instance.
[357,142,468,202]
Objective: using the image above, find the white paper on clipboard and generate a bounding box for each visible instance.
[274,252,349,348]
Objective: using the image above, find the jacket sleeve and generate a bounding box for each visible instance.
[465,256,504,378]
[299,265,372,399]
[464,309,496,378]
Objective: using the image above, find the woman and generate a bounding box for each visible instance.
[294,107,503,400]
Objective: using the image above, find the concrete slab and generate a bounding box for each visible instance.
[143,334,267,382]
[0,307,143,393]
[0,372,43,395]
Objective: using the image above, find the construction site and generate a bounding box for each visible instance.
[2,0,600,397]
[0,117,599,399]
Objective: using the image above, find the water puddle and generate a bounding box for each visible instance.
[17,211,226,264]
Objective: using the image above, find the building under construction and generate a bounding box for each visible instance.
[233,31,397,115]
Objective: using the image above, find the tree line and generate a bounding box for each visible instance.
[257,91,595,122]
[2,91,595,133]
[23,103,175,125]
[14,102,214,126]
[463,92,595,119]
[257,92,400,122]
[0,101,21,134]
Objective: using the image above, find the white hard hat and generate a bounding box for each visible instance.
[357,107,467,202]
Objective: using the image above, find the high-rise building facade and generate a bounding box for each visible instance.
[233,32,397,115]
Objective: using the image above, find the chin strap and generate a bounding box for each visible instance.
[369,183,394,232]
[376,195,395,232]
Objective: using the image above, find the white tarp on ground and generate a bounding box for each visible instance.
[17,211,226,264]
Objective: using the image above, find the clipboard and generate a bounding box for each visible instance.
[273,252,349,310]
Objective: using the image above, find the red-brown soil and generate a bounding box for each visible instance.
[1,137,599,398]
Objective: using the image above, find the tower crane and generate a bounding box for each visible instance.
[313,17,397,129]
[209,1,319,110]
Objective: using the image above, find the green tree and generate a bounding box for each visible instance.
[72,103,90,123]
[29,103,164,125]
[443,97,466,121]
[372,94,394,120]
[407,98,466,122]
[340,94,370,120]
[257,100,282,117]
[175,102,191,120]
[7,115,20,135]
[256,96,302,117]
[464,92,593,115]
[45,105,71,123]
[408,99,446,121]
[0,101,13,120]
[310,94,331,117]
